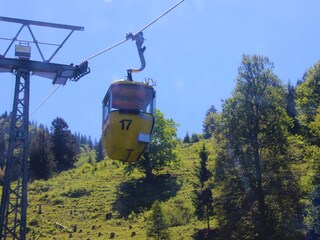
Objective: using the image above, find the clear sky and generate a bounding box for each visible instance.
[1,0,320,141]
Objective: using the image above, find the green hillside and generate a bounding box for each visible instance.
[26,140,214,239]
[2,55,320,239]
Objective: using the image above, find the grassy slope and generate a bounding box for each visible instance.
[26,139,217,239]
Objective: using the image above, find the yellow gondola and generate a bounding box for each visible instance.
[102,79,156,162]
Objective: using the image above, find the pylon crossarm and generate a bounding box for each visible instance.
[0,16,84,62]
[0,57,82,85]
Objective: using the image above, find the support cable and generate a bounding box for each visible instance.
[84,39,128,62]
[29,84,61,117]
[84,0,185,62]
[135,0,185,35]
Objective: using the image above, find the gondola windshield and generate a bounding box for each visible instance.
[111,84,154,113]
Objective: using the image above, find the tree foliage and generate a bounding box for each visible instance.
[296,60,320,236]
[296,61,320,126]
[285,82,300,134]
[29,124,56,180]
[95,137,104,162]
[0,112,10,168]
[297,60,320,145]
[146,200,170,240]
[193,145,214,232]
[50,117,79,172]
[125,110,178,178]
[191,133,200,143]
[183,131,190,143]
[216,55,303,239]
[203,105,220,139]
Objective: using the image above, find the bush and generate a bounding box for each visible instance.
[163,198,192,227]
[29,180,51,193]
[52,197,64,205]
[29,218,39,226]
[61,187,91,198]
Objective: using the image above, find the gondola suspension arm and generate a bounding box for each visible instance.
[126,32,146,81]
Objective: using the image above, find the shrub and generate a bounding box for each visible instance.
[29,180,51,193]
[163,198,192,227]
[52,197,64,205]
[29,218,39,226]
[61,187,91,198]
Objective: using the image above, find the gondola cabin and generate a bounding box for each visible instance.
[102,80,156,162]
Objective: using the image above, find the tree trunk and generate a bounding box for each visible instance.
[206,205,210,237]
[253,137,269,239]
[252,98,269,239]
[143,155,153,180]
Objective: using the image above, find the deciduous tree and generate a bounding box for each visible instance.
[125,110,178,179]
[296,60,320,236]
[296,61,320,146]
[218,54,302,239]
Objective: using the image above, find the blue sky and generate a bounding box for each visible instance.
[1,0,320,141]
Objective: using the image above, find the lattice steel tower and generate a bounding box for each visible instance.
[0,16,88,239]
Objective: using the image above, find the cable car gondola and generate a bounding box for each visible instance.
[102,32,156,162]
[102,79,155,162]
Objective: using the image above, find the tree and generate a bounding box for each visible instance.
[218,55,302,239]
[285,82,300,134]
[146,200,170,240]
[205,105,217,118]
[296,61,320,126]
[296,60,320,145]
[191,133,200,143]
[95,137,104,162]
[193,145,214,234]
[296,61,320,236]
[87,135,93,149]
[306,186,320,239]
[125,110,178,179]
[0,137,5,167]
[183,131,190,143]
[29,125,56,180]
[50,117,78,172]
[203,105,219,139]
[0,112,10,167]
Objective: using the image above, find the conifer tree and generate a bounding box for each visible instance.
[183,131,190,143]
[95,137,104,162]
[29,125,56,180]
[147,200,170,240]
[88,135,93,149]
[50,117,78,172]
[203,105,219,139]
[193,145,214,233]
[191,133,200,143]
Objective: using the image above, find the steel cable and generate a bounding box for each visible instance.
[83,0,185,62]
